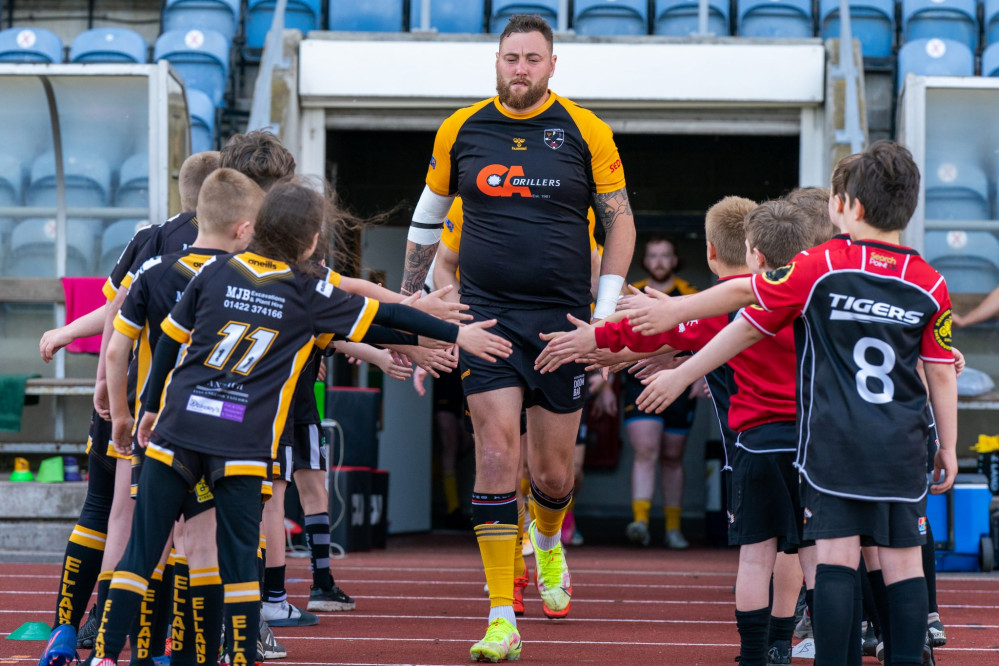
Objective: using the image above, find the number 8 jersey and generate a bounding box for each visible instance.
[154,252,378,460]
[750,240,953,502]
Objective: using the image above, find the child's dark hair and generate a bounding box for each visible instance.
[840,140,920,231]
[219,130,296,192]
[783,186,836,245]
[744,200,812,269]
[500,14,553,52]
[250,182,324,268]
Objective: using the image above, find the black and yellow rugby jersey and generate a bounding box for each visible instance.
[427,91,624,309]
[102,224,156,301]
[630,276,699,298]
[113,248,229,418]
[153,253,378,459]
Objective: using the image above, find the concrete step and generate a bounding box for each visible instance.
[0,479,86,558]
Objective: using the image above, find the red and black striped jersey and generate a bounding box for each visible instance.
[152,253,378,460]
[751,239,953,501]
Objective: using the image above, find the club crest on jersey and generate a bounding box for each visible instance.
[763,264,794,285]
[429,156,436,169]
[934,308,952,350]
[543,128,564,150]
[512,137,527,151]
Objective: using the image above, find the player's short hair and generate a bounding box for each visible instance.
[499,14,553,53]
[705,196,755,268]
[219,130,296,192]
[840,141,920,231]
[196,168,265,235]
[251,182,325,267]
[745,200,812,269]
[830,153,861,198]
[784,186,836,245]
[179,151,220,212]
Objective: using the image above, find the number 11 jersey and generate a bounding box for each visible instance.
[751,240,953,502]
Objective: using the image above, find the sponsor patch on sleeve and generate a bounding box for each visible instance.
[762,264,794,285]
[934,308,952,350]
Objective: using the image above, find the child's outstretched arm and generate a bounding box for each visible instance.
[924,361,958,494]
[39,302,107,362]
[332,340,414,381]
[635,317,764,414]
[621,278,755,336]
[535,313,598,374]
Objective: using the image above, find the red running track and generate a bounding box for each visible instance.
[2,533,998,665]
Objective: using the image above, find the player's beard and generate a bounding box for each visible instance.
[496,73,548,110]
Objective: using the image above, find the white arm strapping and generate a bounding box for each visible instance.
[593,274,625,320]
[407,186,454,245]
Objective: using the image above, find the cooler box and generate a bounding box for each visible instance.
[326,387,381,468]
[329,465,372,553]
[926,473,993,571]
[370,468,389,549]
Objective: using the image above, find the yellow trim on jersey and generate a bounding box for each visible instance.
[69,525,107,550]
[587,208,598,252]
[161,314,192,345]
[261,479,273,503]
[223,581,260,604]
[348,298,379,342]
[145,442,176,467]
[491,91,558,120]
[189,567,222,587]
[133,327,152,417]
[440,197,463,253]
[315,332,334,349]
[121,273,135,291]
[223,460,269,478]
[110,571,148,595]
[106,443,129,460]
[270,341,316,459]
[113,313,142,340]
[426,98,495,196]
[325,268,342,287]
[233,252,292,279]
[102,278,117,302]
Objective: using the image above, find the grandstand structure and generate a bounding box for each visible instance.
[0,0,996,533]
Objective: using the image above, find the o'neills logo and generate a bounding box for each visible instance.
[247,258,277,269]
[476,164,560,197]
[869,252,898,270]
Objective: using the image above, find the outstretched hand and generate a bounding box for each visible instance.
[456,320,512,362]
[624,286,681,336]
[635,369,685,414]
[534,313,597,374]
[414,284,472,324]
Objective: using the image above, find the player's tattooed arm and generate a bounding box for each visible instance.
[400,240,439,296]
[594,187,633,235]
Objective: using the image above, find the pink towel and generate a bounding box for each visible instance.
[61,277,106,354]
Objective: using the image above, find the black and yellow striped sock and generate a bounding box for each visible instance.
[190,567,224,666]
[54,524,106,629]
[151,557,174,657]
[472,491,518,609]
[170,556,193,666]
[223,582,261,665]
[94,571,148,661]
[129,565,164,664]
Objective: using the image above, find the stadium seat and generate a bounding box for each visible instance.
[897,38,974,89]
[409,0,485,32]
[654,0,730,36]
[187,89,216,154]
[154,29,231,107]
[245,0,321,60]
[903,0,978,52]
[923,159,990,220]
[98,219,148,277]
[573,0,649,36]
[819,0,894,58]
[115,153,149,209]
[738,0,814,37]
[0,154,23,208]
[329,0,405,31]
[924,231,999,293]
[489,1,559,32]
[0,27,63,63]
[163,0,242,42]
[981,42,999,75]
[988,0,999,45]
[70,27,148,63]
[27,152,112,209]
[8,218,98,277]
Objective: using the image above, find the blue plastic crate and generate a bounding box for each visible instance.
[926,473,992,571]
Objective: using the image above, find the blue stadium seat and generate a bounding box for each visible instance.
[490,1,559,32]
[329,0,405,31]
[154,29,230,107]
[0,155,23,208]
[739,0,814,37]
[98,219,148,277]
[574,0,649,35]
[115,153,149,209]
[819,0,894,57]
[245,0,321,60]
[0,27,63,63]
[923,159,990,220]
[163,0,242,42]
[409,0,485,32]
[924,231,999,293]
[981,42,999,75]
[903,0,978,51]
[27,152,112,209]
[897,38,974,89]
[987,0,999,45]
[9,219,98,277]
[654,0,730,36]
[188,89,216,154]
[70,28,147,63]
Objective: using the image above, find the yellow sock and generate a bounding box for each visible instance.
[531,495,567,539]
[519,476,531,499]
[665,506,682,532]
[632,499,652,525]
[442,472,460,514]
[513,503,526,577]
[527,496,537,524]
[474,524,517,607]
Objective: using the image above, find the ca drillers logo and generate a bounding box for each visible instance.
[476,164,560,197]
